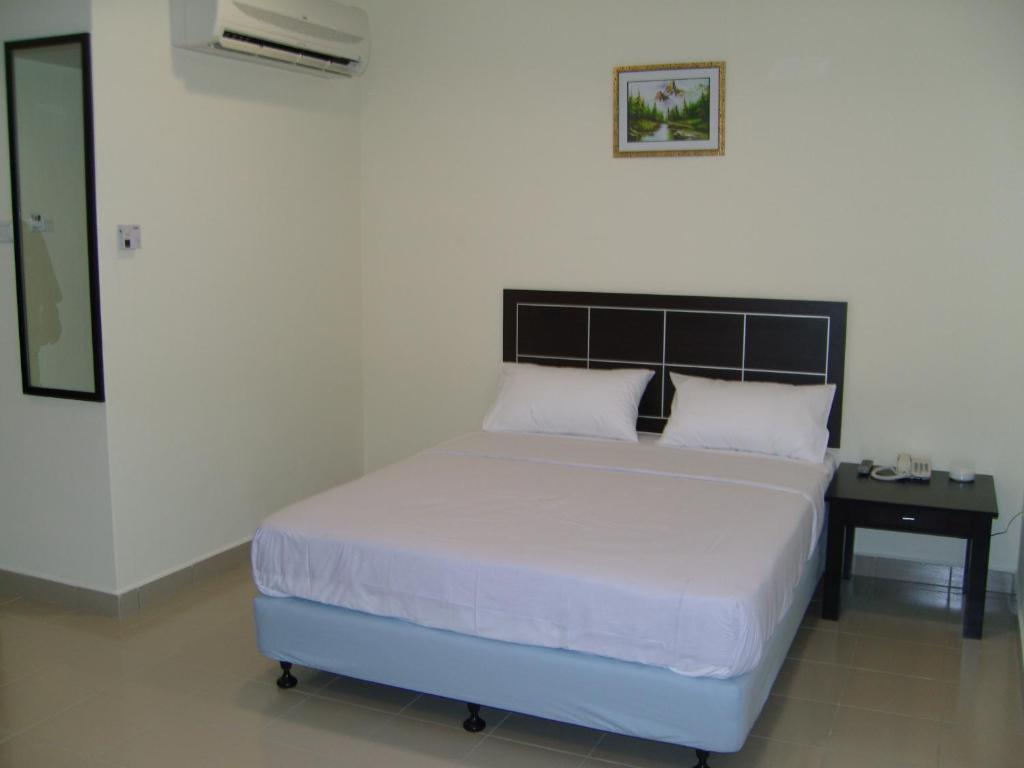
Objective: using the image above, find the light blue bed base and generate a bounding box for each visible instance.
[254,532,823,754]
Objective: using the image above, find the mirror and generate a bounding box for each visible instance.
[5,33,103,401]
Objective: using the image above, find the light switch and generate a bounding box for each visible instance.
[117,225,141,250]
[28,213,52,232]
[0,221,12,243]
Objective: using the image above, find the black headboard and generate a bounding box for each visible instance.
[503,289,848,447]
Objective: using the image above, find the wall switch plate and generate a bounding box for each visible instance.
[28,213,52,232]
[0,221,12,243]
[117,224,141,250]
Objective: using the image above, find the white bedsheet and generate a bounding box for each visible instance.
[252,432,834,678]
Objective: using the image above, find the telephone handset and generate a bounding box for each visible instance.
[871,453,932,482]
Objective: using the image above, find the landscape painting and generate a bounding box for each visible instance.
[614,62,725,157]
[627,77,710,142]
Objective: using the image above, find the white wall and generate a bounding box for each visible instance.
[0,0,117,592]
[88,0,365,591]
[361,0,1024,572]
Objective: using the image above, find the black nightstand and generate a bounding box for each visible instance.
[822,463,999,638]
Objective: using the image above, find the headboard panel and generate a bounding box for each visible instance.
[503,289,848,447]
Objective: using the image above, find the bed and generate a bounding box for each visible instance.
[252,289,848,767]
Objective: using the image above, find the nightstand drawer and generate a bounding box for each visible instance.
[856,505,958,535]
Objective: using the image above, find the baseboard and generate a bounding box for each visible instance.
[851,554,1016,594]
[1018,587,1024,671]
[0,540,251,617]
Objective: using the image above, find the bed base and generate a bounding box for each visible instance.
[256,536,823,766]
[280,655,712,766]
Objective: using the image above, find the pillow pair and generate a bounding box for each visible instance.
[483,363,835,463]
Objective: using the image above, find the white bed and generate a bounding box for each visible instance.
[252,289,849,767]
[254,432,834,679]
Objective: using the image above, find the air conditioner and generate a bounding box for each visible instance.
[171,0,369,77]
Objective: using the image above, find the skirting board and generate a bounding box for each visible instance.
[849,554,1016,594]
[1018,589,1024,673]
[0,541,251,617]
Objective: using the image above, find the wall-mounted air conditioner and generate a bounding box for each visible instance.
[172,0,369,77]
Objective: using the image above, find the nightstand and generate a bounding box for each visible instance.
[822,463,999,638]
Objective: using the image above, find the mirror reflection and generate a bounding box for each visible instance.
[5,34,103,400]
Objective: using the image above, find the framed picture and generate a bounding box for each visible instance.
[613,62,725,157]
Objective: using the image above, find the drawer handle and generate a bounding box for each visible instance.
[901,516,916,522]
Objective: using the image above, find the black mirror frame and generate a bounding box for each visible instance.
[4,32,104,402]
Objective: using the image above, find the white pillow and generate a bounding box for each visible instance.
[658,373,836,462]
[483,363,654,442]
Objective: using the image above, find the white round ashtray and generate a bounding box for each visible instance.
[949,465,976,483]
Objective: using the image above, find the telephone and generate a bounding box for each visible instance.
[870,453,932,482]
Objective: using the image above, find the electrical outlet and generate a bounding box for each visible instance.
[117,225,141,250]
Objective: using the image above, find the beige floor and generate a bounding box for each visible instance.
[0,567,1021,768]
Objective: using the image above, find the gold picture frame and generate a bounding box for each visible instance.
[613,62,725,157]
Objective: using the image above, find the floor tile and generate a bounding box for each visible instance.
[938,721,1024,768]
[749,695,836,747]
[467,737,587,767]
[0,662,39,689]
[170,618,271,681]
[492,712,604,755]
[0,665,98,733]
[262,694,393,756]
[869,581,954,615]
[0,735,118,767]
[0,599,75,624]
[941,666,1024,735]
[873,560,951,589]
[851,635,958,680]
[588,732,700,768]
[187,678,311,733]
[771,658,849,704]
[857,610,959,648]
[786,628,857,666]
[98,718,240,768]
[314,674,420,713]
[22,681,192,758]
[197,732,347,768]
[712,737,826,768]
[0,566,1019,768]
[826,706,940,766]
[840,668,952,720]
[373,714,484,759]
[125,656,247,698]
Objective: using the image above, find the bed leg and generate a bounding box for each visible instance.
[693,749,711,767]
[463,702,486,732]
[276,661,298,689]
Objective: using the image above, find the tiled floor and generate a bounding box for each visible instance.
[0,567,1021,767]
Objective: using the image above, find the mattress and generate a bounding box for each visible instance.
[252,432,834,679]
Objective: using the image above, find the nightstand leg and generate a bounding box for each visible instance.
[822,518,845,621]
[842,527,855,580]
[963,523,991,639]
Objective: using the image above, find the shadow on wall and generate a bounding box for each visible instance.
[22,228,63,382]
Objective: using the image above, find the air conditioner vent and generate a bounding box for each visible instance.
[220,30,357,69]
